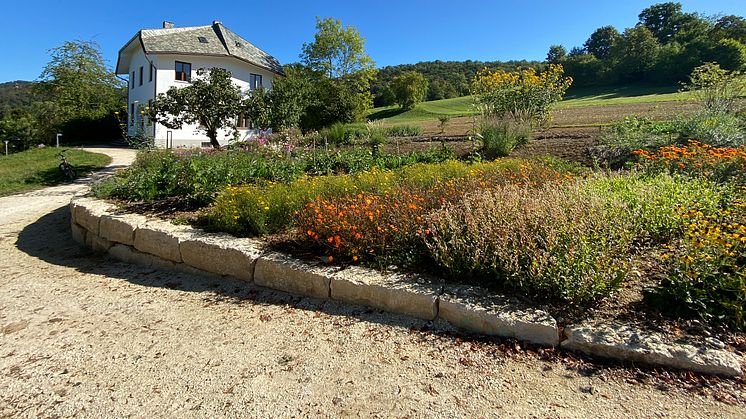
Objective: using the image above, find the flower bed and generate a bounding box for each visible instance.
[98,142,746,330]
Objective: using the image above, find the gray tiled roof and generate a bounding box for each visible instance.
[119,22,283,75]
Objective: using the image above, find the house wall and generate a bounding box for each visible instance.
[126,47,156,139]
[127,50,275,148]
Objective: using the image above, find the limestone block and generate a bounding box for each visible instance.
[109,244,177,271]
[562,323,742,377]
[133,221,191,263]
[180,232,263,282]
[71,221,87,245]
[100,213,148,246]
[71,197,114,236]
[439,285,559,347]
[254,252,336,299]
[331,267,442,321]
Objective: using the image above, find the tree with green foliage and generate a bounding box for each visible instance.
[301,17,375,78]
[297,17,377,129]
[149,68,242,148]
[712,15,746,44]
[36,40,124,121]
[546,45,567,63]
[710,38,746,70]
[584,26,622,59]
[390,71,428,110]
[265,64,316,131]
[612,26,661,81]
[638,2,687,44]
[0,108,38,150]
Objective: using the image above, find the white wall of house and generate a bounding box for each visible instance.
[126,49,275,148]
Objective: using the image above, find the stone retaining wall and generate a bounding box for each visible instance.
[69,196,743,377]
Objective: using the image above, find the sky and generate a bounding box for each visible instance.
[1,0,745,83]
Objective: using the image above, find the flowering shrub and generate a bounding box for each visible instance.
[206,159,571,239]
[651,194,746,329]
[634,141,746,184]
[425,183,631,305]
[93,147,454,206]
[470,64,572,126]
[294,163,571,267]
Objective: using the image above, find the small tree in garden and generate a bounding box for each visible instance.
[470,64,572,126]
[149,68,242,148]
[390,71,428,110]
[683,62,746,114]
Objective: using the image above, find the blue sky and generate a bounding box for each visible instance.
[1,0,744,83]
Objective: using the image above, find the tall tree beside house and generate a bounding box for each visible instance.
[149,68,242,149]
[37,40,124,117]
[0,40,124,149]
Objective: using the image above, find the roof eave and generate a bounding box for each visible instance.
[115,31,142,74]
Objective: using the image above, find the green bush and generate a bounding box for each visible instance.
[647,195,746,329]
[583,173,727,244]
[93,147,456,206]
[478,119,530,158]
[601,115,677,150]
[426,183,631,305]
[384,124,423,137]
[674,111,745,147]
[203,158,568,236]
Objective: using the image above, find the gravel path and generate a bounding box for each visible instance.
[0,147,744,418]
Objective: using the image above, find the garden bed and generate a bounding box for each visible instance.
[90,141,746,375]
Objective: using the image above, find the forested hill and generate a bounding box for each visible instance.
[371,59,541,106]
[0,81,35,111]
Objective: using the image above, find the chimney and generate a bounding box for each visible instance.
[163,21,174,29]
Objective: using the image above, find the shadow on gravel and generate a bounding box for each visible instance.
[15,204,435,333]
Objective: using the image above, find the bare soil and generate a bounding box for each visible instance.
[2,148,746,417]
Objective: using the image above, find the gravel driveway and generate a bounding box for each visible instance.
[0,147,744,418]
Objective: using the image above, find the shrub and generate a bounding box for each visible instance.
[425,183,631,306]
[674,111,745,147]
[294,160,570,266]
[583,172,728,244]
[601,115,677,150]
[470,64,572,126]
[649,193,746,329]
[384,124,423,137]
[93,146,456,206]
[683,62,746,114]
[478,119,531,158]
[205,159,569,237]
[634,141,746,185]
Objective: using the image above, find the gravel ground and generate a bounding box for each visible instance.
[1,147,744,418]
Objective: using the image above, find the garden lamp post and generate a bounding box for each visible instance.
[4,140,8,156]
[56,133,62,148]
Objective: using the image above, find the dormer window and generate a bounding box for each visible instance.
[175,61,191,82]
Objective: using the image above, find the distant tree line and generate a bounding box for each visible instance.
[547,2,746,87]
[371,59,541,107]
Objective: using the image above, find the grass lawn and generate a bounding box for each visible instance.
[367,84,692,125]
[0,147,111,196]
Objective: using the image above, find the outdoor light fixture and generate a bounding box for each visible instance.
[56,133,62,148]
[4,140,8,156]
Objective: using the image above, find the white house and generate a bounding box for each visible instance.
[115,21,283,148]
